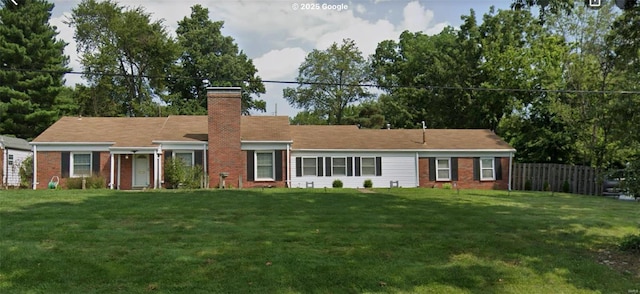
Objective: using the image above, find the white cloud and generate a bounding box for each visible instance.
[253,47,307,80]
[50,12,84,86]
[401,1,438,33]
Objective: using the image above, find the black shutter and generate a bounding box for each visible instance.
[354,157,360,176]
[61,152,70,178]
[246,151,254,181]
[164,150,172,162]
[495,157,502,180]
[451,157,458,181]
[296,157,302,177]
[92,151,101,175]
[473,157,480,181]
[275,151,283,181]
[347,157,353,176]
[194,150,203,166]
[375,157,382,176]
[325,157,332,176]
[317,157,323,176]
[428,157,436,181]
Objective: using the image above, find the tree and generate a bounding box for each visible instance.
[0,0,69,139]
[167,5,265,114]
[284,39,372,125]
[68,0,178,117]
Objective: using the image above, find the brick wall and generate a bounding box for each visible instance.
[207,87,243,188]
[419,157,510,190]
[242,150,288,188]
[36,151,63,189]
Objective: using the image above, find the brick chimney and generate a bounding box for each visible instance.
[207,87,243,188]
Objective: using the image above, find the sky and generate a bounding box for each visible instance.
[48,0,512,117]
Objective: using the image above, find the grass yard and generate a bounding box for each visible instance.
[0,188,639,293]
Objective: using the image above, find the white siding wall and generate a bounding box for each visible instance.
[3,149,32,186]
[290,151,417,188]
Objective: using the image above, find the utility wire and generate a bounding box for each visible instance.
[2,67,640,95]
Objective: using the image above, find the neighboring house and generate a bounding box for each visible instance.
[31,87,516,190]
[0,135,32,188]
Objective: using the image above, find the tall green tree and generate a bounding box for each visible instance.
[284,39,372,125]
[0,0,69,139]
[68,0,178,117]
[167,5,265,114]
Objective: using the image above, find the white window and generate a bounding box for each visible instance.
[256,151,274,180]
[361,157,376,176]
[302,157,317,176]
[71,153,91,177]
[175,152,194,166]
[332,157,346,176]
[436,158,451,181]
[480,158,495,180]
[8,154,13,165]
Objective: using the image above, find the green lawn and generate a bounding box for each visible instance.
[1,188,639,293]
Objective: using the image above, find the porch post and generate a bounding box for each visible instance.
[117,154,121,190]
[32,144,37,190]
[153,150,159,189]
[508,152,513,191]
[110,153,115,189]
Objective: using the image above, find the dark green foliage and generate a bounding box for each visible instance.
[0,0,70,139]
[18,155,33,188]
[525,179,533,190]
[562,180,571,193]
[166,5,265,114]
[543,181,550,191]
[363,179,373,188]
[619,234,640,253]
[66,176,105,189]
[163,157,204,189]
[332,179,343,188]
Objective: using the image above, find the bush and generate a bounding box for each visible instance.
[442,183,452,189]
[163,158,204,189]
[619,234,640,253]
[543,181,550,191]
[19,155,33,188]
[66,176,106,189]
[562,180,571,193]
[524,179,533,191]
[363,179,373,188]
[332,179,343,188]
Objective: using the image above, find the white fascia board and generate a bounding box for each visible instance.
[423,148,517,152]
[153,141,208,150]
[109,147,160,154]
[241,141,293,151]
[241,140,294,144]
[292,148,515,152]
[30,142,114,152]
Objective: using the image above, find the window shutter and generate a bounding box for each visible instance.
[325,157,331,176]
[194,150,204,166]
[61,152,70,178]
[495,157,502,180]
[375,157,382,176]
[92,152,101,175]
[347,157,353,176]
[317,157,323,176]
[275,151,283,181]
[164,150,172,162]
[428,157,436,181]
[296,157,302,177]
[451,157,458,181]
[354,157,360,176]
[246,151,254,181]
[473,157,480,181]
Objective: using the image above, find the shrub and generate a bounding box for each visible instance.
[524,179,532,191]
[66,176,105,189]
[619,234,640,253]
[19,155,33,188]
[562,180,571,193]
[442,183,452,189]
[164,158,204,189]
[332,179,343,188]
[363,179,373,188]
[543,181,550,191]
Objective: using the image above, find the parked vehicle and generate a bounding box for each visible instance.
[602,169,626,197]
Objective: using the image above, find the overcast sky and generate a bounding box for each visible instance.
[49,0,511,117]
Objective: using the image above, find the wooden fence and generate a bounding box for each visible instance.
[511,163,600,195]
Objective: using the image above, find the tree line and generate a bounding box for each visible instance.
[1,0,640,171]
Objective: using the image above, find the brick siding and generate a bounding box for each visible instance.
[419,157,510,190]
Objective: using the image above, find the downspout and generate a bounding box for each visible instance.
[110,153,115,189]
[32,145,37,190]
[286,143,291,188]
[117,154,121,190]
[415,152,420,187]
[508,152,513,191]
[3,145,8,187]
[153,149,159,189]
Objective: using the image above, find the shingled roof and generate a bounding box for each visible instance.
[0,135,31,151]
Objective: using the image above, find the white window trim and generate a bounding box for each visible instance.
[361,157,376,176]
[435,158,451,181]
[332,157,347,176]
[8,154,13,165]
[302,157,317,177]
[255,151,275,181]
[174,151,195,166]
[70,152,92,178]
[480,157,495,181]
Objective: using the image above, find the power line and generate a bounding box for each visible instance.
[2,67,640,95]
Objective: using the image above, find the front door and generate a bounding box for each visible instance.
[133,154,150,187]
